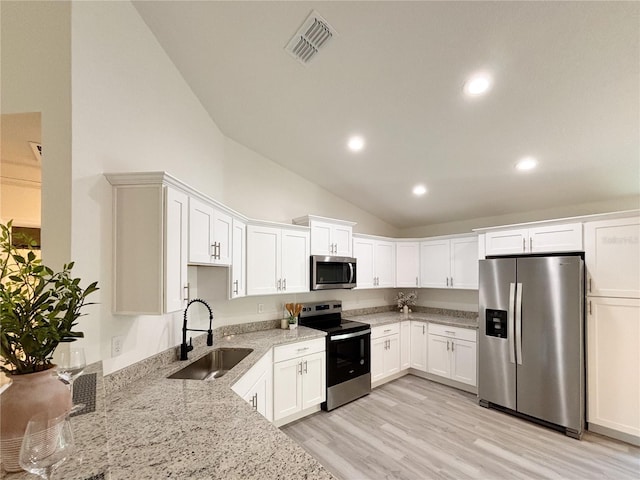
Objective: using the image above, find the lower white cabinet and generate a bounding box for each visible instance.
[587,296,640,438]
[231,350,273,422]
[410,321,428,372]
[400,321,411,370]
[427,324,477,386]
[273,338,326,423]
[371,324,401,384]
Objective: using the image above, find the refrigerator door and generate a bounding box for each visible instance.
[516,256,584,433]
[479,258,517,410]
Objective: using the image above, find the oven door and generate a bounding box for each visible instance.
[326,329,371,387]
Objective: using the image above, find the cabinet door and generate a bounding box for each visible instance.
[450,237,479,289]
[484,229,529,256]
[242,367,273,422]
[587,297,640,437]
[212,209,232,265]
[427,334,451,378]
[230,219,246,299]
[410,322,428,372]
[310,221,333,256]
[273,357,302,421]
[375,240,395,288]
[280,228,310,293]
[585,217,640,298]
[301,352,326,409]
[333,224,353,257]
[246,225,280,295]
[354,238,375,289]
[371,337,387,383]
[396,242,420,288]
[188,197,215,264]
[164,187,189,313]
[385,334,401,377]
[529,223,582,254]
[420,240,450,288]
[400,321,411,370]
[451,339,477,386]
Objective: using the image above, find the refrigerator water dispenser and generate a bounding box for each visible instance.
[486,309,507,338]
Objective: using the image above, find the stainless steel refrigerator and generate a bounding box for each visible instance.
[478,255,585,438]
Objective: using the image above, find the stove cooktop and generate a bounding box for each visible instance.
[307,319,370,336]
[297,300,370,336]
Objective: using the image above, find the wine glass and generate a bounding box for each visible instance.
[19,411,75,479]
[56,347,86,414]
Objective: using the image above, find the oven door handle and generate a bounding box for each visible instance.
[330,329,371,341]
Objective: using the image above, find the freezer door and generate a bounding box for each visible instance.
[479,258,517,410]
[516,256,584,433]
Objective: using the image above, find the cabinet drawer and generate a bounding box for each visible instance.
[372,323,400,339]
[273,337,325,363]
[428,323,476,342]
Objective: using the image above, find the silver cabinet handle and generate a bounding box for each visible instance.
[529,237,533,252]
[384,329,392,333]
[416,276,419,286]
[444,330,455,336]
[233,280,239,295]
[446,277,449,287]
[446,340,450,351]
[304,360,308,374]
[183,283,190,301]
[296,347,309,352]
[588,300,592,315]
[277,278,282,291]
[450,277,453,287]
[451,341,455,352]
[283,278,287,291]
[588,277,592,293]
[422,324,425,335]
[522,237,526,252]
[298,362,303,375]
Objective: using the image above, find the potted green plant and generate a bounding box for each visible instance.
[0,220,98,472]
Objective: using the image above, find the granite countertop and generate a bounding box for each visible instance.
[344,311,479,329]
[2,327,336,480]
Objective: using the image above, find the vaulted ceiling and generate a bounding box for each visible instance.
[134,1,639,228]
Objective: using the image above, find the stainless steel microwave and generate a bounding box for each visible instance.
[311,256,357,290]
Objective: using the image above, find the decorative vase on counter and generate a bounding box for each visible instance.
[403,305,409,319]
[289,317,298,330]
[0,366,72,472]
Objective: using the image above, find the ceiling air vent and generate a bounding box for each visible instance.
[285,10,337,65]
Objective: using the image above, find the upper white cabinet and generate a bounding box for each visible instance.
[293,215,355,257]
[484,223,582,256]
[246,224,310,296]
[420,236,478,289]
[584,216,640,299]
[396,241,420,288]
[106,173,190,315]
[188,197,232,266]
[230,218,246,299]
[353,235,395,289]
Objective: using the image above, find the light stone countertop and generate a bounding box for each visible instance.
[344,311,479,329]
[2,327,336,480]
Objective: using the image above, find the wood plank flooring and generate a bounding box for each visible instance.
[282,375,640,480]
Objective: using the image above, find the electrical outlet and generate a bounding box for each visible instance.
[112,335,123,357]
[258,303,264,314]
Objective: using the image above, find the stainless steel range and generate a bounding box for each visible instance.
[299,300,371,411]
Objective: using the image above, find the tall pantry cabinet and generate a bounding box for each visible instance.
[584,215,640,444]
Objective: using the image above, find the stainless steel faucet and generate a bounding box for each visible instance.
[180,298,214,361]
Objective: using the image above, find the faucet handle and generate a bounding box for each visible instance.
[187,337,194,353]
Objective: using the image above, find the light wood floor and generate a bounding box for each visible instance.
[282,375,640,480]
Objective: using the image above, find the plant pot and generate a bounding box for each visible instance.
[289,323,298,330]
[0,366,72,472]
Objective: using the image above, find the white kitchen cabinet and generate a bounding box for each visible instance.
[188,197,232,266]
[293,215,355,257]
[273,338,326,423]
[410,321,428,372]
[587,297,640,439]
[230,218,246,299]
[353,235,395,289]
[396,242,420,288]
[246,224,310,296]
[400,321,411,370]
[371,323,401,385]
[231,350,273,422]
[427,324,477,386]
[107,174,189,315]
[484,223,582,256]
[420,236,478,289]
[584,217,640,299]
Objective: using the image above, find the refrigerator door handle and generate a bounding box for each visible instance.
[508,282,516,364]
[515,282,523,365]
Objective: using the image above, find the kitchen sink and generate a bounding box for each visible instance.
[167,348,253,380]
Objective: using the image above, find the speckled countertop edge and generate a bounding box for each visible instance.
[344,311,479,329]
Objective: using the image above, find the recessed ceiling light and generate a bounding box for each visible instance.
[515,157,538,171]
[347,136,365,152]
[463,72,492,97]
[412,184,427,196]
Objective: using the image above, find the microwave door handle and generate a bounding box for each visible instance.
[348,262,354,283]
